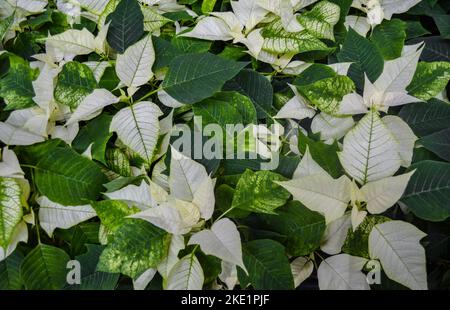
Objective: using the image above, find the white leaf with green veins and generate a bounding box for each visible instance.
[291,257,314,288]
[166,253,204,290]
[369,220,427,290]
[278,174,352,224]
[188,218,246,271]
[311,112,354,141]
[344,15,370,37]
[360,171,414,215]
[16,0,48,13]
[0,148,25,179]
[46,28,98,56]
[110,101,162,164]
[231,0,268,32]
[129,199,200,235]
[338,109,401,184]
[104,181,155,209]
[83,61,111,82]
[0,221,27,262]
[0,122,45,146]
[318,254,369,290]
[133,268,157,290]
[320,214,351,255]
[67,89,119,125]
[292,146,327,179]
[274,84,316,120]
[382,115,417,167]
[158,234,185,280]
[116,35,155,89]
[0,178,24,249]
[169,147,210,202]
[36,196,96,237]
[181,16,234,41]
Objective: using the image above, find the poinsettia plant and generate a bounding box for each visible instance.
[0,0,450,290]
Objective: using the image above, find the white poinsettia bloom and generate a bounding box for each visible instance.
[352,0,421,26]
[340,43,424,115]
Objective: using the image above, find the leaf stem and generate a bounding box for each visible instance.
[136,87,162,103]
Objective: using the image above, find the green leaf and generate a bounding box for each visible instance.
[224,69,273,119]
[297,1,341,40]
[297,130,343,178]
[97,219,171,278]
[162,52,248,104]
[34,147,108,205]
[0,178,24,249]
[337,28,384,91]
[201,0,217,14]
[405,21,430,40]
[92,200,138,233]
[0,63,37,110]
[20,244,70,290]
[371,19,407,60]
[0,250,24,290]
[296,75,355,115]
[0,14,13,41]
[261,19,332,54]
[72,114,113,165]
[54,61,98,109]
[421,128,450,162]
[67,245,119,290]
[259,201,326,256]
[342,215,390,259]
[399,99,450,136]
[401,161,450,221]
[106,0,144,53]
[238,239,294,290]
[407,61,450,101]
[192,92,257,136]
[231,170,290,214]
[433,14,450,39]
[409,36,450,62]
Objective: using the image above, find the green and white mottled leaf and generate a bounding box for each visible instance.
[261,19,330,54]
[110,101,162,163]
[369,221,427,290]
[54,61,98,109]
[407,61,450,101]
[232,170,290,214]
[97,219,171,278]
[142,6,170,33]
[297,1,340,40]
[0,178,23,249]
[0,222,27,262]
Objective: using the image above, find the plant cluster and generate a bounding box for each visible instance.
[0,0,450,290]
